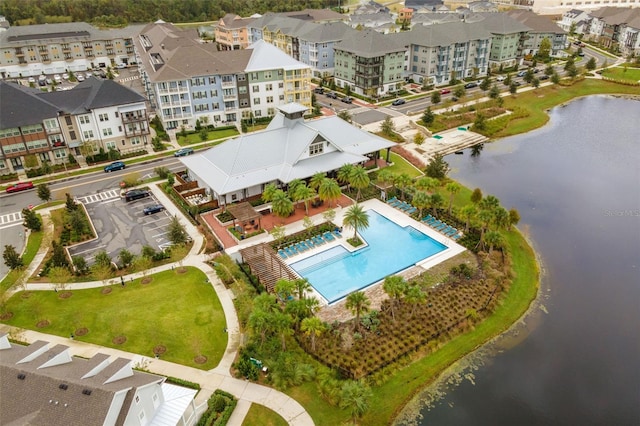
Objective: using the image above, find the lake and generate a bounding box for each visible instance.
[404,95,640,425]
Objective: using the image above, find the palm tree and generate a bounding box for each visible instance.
[429,193,444,217]
[480,195,500,211]
[446,182,461,215]
[376,168,395,190]
[309,172,326,191]
[484,230,505,254]
[339,380,372,424]
[393,173,413,200]
[248,309,270,345]
[262,183,278,202]
[349,166,370,201]
[415,176,438,193]
[411,191,430,218]
[404,284,426,317]
[293,278,312,300]
[492,207,510,230]
[318,178,342,207]
[271,189,294,219]
[294,184,316,215]
[477,209,494,243]
[337,164,354,190]
[272,312,293,351]
[275,278,296,301]
[383,275,407,321]
[460,204,477,232]
[343,204,369,239]
[301,317,326,352]
[345,291,370,331]
[287,179,304,201]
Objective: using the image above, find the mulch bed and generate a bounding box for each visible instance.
[58,291,73,299]
[141,277,153,285]
[75,327,88,336]
[0,312,14,320]
[101,287,112,294]
[36,320,50,328]
[176,267,188,274]
[194,355,207,364]
[21,292,31,299]
[112,335,127,345]
[153,345,167,355]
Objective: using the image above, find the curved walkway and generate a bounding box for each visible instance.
[1,184,314,426]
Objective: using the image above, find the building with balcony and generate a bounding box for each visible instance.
[506,10,568,57]
[135,20,311,130]
[585,7,640,55]
[470,13,532,69]
[0,78,149,174]
[0,22,142,79]
[215,14,258,51]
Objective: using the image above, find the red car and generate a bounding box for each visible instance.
[440,89,451,95]
[5,181,34,193]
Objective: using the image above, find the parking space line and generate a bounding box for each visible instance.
[152,232,169,238]
[69,244,106,256]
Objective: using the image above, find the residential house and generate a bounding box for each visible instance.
[397,21,492,85]
[0,334,197,426]
[348,12,397,32]
[179,103,394,206]
[532,0,640,16]
[0,78,149,174]
[468,1,499,13]
[587,7,640,55]
[507,10,568,57]
[0,22,142,79]
[334,29,406,97]
[134,21,311,130]
[214,14,258,51]
[405,0,446,11]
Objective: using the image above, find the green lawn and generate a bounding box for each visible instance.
[242,404,287,426]
[1,267,227,369]
[601,66,640,82]
[382,151,424,178]
[1,230,44,294]
[177,128,239,146]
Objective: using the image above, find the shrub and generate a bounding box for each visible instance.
[154,166,171,179]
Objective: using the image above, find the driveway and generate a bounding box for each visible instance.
[68,189,173,265]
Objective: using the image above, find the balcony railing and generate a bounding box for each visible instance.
[122,112,148,123]
[221,80,235,88]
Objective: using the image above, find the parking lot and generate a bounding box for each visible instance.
[68,188,173,266]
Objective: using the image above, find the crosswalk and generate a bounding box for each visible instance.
[0,211,23,228]
[76,189,121,205]
[117,75,139,83]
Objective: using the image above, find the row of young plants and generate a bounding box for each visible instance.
[195,390,237,426]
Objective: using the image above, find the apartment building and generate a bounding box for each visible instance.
[215,14,257,51]
[134,21,311,130]
[398,21,492,86]
[586,7,640,55]
[507,10,568,57]
[334,29,406,97]
[473,13,533,69]
[0,78,149,174]
[0,22,141,79]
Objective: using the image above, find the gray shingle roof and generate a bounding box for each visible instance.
[506,10,566,34]
[472,12,532,34]
[334,28,405,56]
[394,20,493,47]
[0,82,60,129]
[0,22,143,47]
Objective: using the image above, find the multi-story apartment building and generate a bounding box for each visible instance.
[559,9,592,33]
[0,78,149,174]
[532,0,639,16]
[0,22,141,79]
[134,21,311,130]
[507,10,568,57]
[215,14,257,51]
[334,29,406,97]
[586,7,640,55]
[397,21,492,86]
[471,13,531,69]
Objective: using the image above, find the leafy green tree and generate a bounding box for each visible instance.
[293,278,312,300]
[118,249,135,268]
[508,208,521,229]
[484,230,505,253]
[564,56,575,71]
[430,91,441,104]
[471,187,483,204]
[460,204,478,232]
[411,191,430,218]
[295,184,316,215]
[503,73,512,87]
[479,76,491,91]
[337,110,352,123]
[37,183,51,203]
[349,166,370,202]
[551,72,561,84]
[68,209,87,235]
[489,84,500,101]
[532,77,540,89]
[271,189,294,219]
[545,64,555,76]
[65,192,77,212]
[422,107,435,126]
[480,195,500,211]
[339,380,372,424]
[93,250,112,269]
[404,284,427,317]
[524,68,535,83]
[3,245,23,270]
[379,116,395,136]
[414,176,438,193]
[345,291,370,331]
[493,207,510,230]
[318,178,341,208]
[343,203,369,239]
[72,255,89,275]
[473,113,486,131]
[538,38,551,61]
[248,309,270,346]
[393,173,413,200]
[22,208,42,231]
[262,183,278,202]
[309,172,325,191]
[337,164,354,189]
[301,316,326,352]
[167,215,188,245]
[272,311,293,351]
[453,85,466,99]
[376,169,395,190]
[425,153,450,179]
[446,182,461,214]
[414,132,425,145]
[429,193,444,217]
[49,266,72,292]
[586,57,597,71]
[477,209,494,243]
[50,241,69,268]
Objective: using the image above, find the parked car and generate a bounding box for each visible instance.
[117,63,127,69]
[326,92,338,99]
[104,161,126,172]
[124,189,150,202]
[76,74,85,82]
[62,73,70,80]
[451,96,459,102]
[5,181,34,194]
[391,98,406,106]
[517,70,527,77]
[54,74,62,83]
[38,79,47,87]
[496,75,505,82]
[440,88,451,94]
[313,87,324,94]
[143,204,165,215]
[539,74,550,80]
[464,82,478,89]
[341,96,353,104]
[174,147,194,157]
[85,72,93,79]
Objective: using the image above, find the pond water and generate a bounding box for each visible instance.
[408,96,640,425]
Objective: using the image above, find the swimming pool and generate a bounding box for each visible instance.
[289,210,447,303]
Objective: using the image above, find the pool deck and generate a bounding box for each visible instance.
[226,199,466,308]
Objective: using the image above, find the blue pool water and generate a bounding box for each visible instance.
[289,210,447,303]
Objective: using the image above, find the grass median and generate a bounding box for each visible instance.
[1,267,227,370]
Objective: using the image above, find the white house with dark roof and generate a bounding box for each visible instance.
[179,103,394,205]
[0,334,197,426]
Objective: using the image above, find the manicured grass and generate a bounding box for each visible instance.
[382,151,424,178]
[242,404,288,426]
[1,267,227,369]
[0,230,44,294]
[601,66,640,82]
[177,128,239,146]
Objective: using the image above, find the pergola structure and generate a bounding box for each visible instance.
[239,243,298,293]
[227,202,262,235]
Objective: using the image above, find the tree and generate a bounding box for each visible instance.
[293,278,312,300]
[349,166,370,202]
[49,266,72,292]
[167,215,189,245]
[460,204,478,232]
[422,107,435,126]
[405,284,426,317]
[383,275,407,321]
[318,178,342,207]
[275,278,296,301]
[479,76,491,91]
[272,312,293,351]
[586,57,597,71]
[301,316,326,352]
[393,173,413,200]
[503,73,512,87]
[37,183,51,203]
[493,207,510,230]
[293,183,316,215]
[3,245,23,270]
[430,91,441,104]
[569,22,577,36]
[545,64,555,76]
[93,250,112,269]
[262,183,278,202]
[118,249,135,268]
[379,116,395,136]
[248,309,270,346]
[551,72,560,85]
[524,68,535,84]
[309,172,326,191]
[65,193,77,212]
[68,209,87,235]
[429,193,444,217]
[345,291,370,331]
[473,113,486,132]
[72,256,89,275]
[508,208,521,229]
[489,84,500,101]
[425,153,450,179]
[566,63,579,78]
[480,195,500,211]
[337,164,354,189]
[415,176,438,193]
[343,204,369,239]
[477,209,494,243]
[50,241,69,268]
[532,77,540,89]
[484,230,505,254]
[22,208,42,231]
[564,56,575,71]
[509,81,518,95]
[337,110,352,123]
[471,187,483,204]
[411,191,430,218]
[322,208,336,223]
[271,189,294,219]
[287,179,304,201]
[414,132,425,145]
[270,225,286,241]
[538,38,551,61]
[446,182,461,215]
[453,85,466,100]
[91,263,113,288]
[339,380,372,424]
